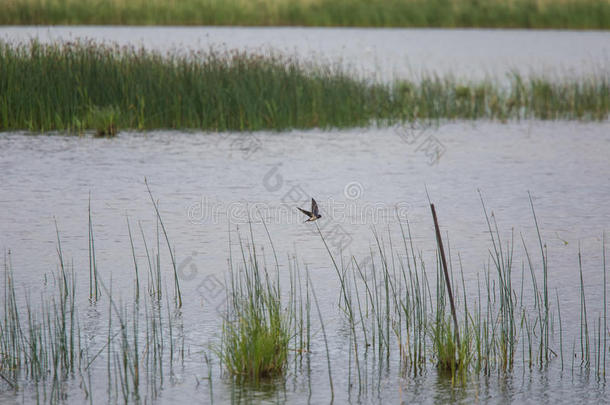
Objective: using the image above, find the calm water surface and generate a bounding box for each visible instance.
[1,121,609,404]
[0,26,609,404]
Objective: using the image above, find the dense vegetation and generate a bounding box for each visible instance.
[2,0,608,29]
[0,40,607,134]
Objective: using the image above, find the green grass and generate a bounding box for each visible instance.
[1,0,609,29]
[220,225,309,382]
[85,105,119,137]
[431,316,472,381]
[221,285,291,380]
[316,196,609,385]
[0,40,607,134]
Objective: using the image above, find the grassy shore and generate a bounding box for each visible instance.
[1,0,608,29]
[0,40,607,133]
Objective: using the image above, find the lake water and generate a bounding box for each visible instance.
[0,28,609,404]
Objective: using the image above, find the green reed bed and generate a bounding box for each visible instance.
[0,184,191,402]
[0,227,79,399]
[431,315,473,381]
[0,206,182,403]
[2,0,608,29]
[0,40,608,134]
[317,196,609,389]
[0,193,315,401]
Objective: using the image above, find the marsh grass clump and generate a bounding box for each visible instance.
[394,74,610,121]
[431,316,472,381]
[86,105,120,137]
[222,288,290,381]
[220,227,309,383]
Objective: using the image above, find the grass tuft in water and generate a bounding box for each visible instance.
[220,225,307,382]
[222,290,290,381]
[431,316,472,381]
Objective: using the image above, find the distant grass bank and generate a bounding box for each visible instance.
[0,40,607,133]
[1,0,609,29]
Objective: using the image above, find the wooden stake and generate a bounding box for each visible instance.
[430,203,460,347]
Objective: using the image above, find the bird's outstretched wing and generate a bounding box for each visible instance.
[311,198,319,216]
[298,207,312,217]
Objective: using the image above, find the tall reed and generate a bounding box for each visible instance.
[0,40,607,134]
[316,195,609,386]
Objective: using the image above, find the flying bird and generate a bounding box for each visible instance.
[297,198,322,222]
